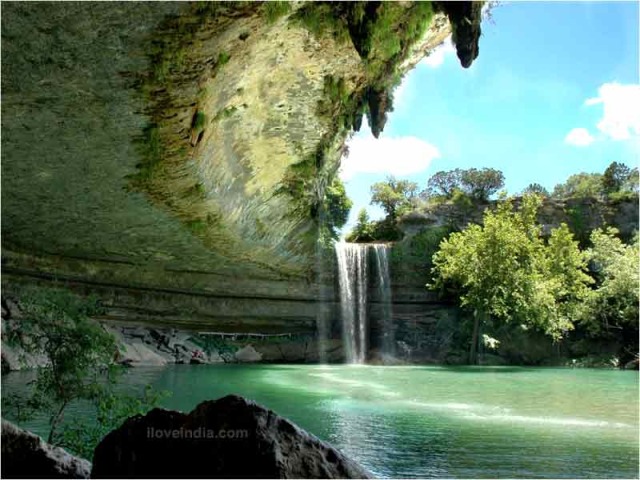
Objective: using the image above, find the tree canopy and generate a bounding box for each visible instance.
[323,177,353,240]
[422,167,504,202]
[522,183,549,196]
[370,176,418,220]
[346,208,375,242]
[430,194,592,363]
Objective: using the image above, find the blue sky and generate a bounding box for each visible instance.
[340,1,640,231]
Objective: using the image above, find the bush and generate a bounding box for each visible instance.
[3,286,167,457]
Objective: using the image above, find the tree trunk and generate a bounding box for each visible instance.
[469,310,481,365]
[47,402,67,444]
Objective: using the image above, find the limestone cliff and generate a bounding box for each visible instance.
[1,2,481,333]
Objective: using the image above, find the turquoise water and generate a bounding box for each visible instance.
[3,365,638,478]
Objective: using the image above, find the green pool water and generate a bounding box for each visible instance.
[3,365,638,478]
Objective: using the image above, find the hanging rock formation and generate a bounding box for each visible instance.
[1,2,482,333]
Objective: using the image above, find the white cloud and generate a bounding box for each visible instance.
[564,127,595,147]
[421,38,455,68]
[585,82,640,141]
[339,131,440,181]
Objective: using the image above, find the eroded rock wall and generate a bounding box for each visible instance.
[1,2,469,333]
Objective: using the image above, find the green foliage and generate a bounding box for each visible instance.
[602,161,632,194]
[390,226,451,277]
[459,168,505,201]
[3,287,115,444]
[318,76,360,130]
[187,219,207,234]
[430,195,592,362]
[580,228,639,337]
[346,208,375,242]
[422,170,460,199]
[191,111,207,131]
[552,172,604,199]
[190,335,236,356]
[293,2,434,138]
[370,175,418,220]
[522,183,549,196]
[217,51,231,66]
[291,3,350,44]
[263,1,292,24]
[58,386,168,460]
[422,168,505,202]
[3,286,169,458]
[323,177,353,240]
[565,204,590,247]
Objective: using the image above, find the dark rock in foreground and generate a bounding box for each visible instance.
[1,419,91,479]
[92,395,370,479]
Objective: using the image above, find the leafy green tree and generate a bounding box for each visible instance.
[522,183,549,196]
[370,176,418,220]
[3,286,167,457]
[580,228,639,363]
[4,287,117,444]
[423,169,461,198]
[602,161,632,194]
[422,168,504,202]
[346,208,375,242]
[624,167,639,193]
[459,168,505,201]
[430,195,591,363]
[552,172,604,199]
[323,177,353,239]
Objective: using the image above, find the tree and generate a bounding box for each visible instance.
[522,183,549,196]
[580,228,639,364]
[552,172,604,199]
[323,177,353,239]
[430,195,591,363]
[370,176,418,220]
[602,161,632,194]
[4,287,117,444]
[3,286,166,455]
[421,168,504,202]
[423,169,461,198]
[623,167,639,194]
[346,208,374,242]
[459,168,505,201]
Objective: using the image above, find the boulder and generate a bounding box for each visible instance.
[1,342,49,371]
[234,345,262,363]
[117,341,168,367]
[1,419,91,479]
[92,395,371,479]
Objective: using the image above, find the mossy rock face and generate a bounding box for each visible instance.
[1,2,474,297]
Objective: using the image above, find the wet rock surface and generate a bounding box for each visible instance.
[92,394,370,479]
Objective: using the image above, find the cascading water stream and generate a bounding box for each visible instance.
[335,242,368,363]
[372,244,394,358]
[335,242,393,364]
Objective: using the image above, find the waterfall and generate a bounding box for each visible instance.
[335,242,368,363]
[372,244,395,358]
[335,242,394,363]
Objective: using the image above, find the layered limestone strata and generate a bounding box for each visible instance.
[1,2,481,332]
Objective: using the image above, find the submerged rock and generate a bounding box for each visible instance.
[92,395,371,479]
[1,419,91,479]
